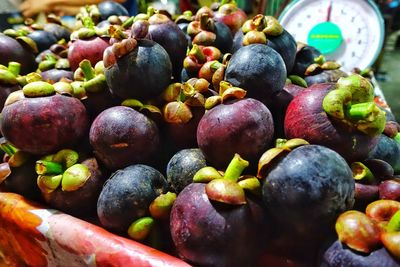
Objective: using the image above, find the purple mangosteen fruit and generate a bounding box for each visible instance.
[379,179,400,201]
[166,148,207,193]
[224,43,286,103]
[97,164,169,234]
[103,36,172,101]
[89,105,160,171]
[285,75,386,162]
[98,1,129,21]
[301,55,348,86]
[133,8,188,81]
[232,15,296,73]
[170,154,267,267]
[197,83,274,169]
[0,81,89,155]
[369,134,400,174]
[187,12,233,54]
[258,140,355,258]
[27,30,58,53]
[0,33,37,74]
[290,43,322,77]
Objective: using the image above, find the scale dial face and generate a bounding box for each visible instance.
[279,0,385,72]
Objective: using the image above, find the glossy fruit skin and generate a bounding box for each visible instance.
[27,30,58,53]
[98,1,129,21]
[97,164,168,233]
[148,18,188,81]
[379,179,400,200]
[104,39,172,101]
[68,37,110,71]
[212,22,233,54]
[305,69,348,86]
[89,106,160,171]
[0,33,36,74]
[225,44,286,103]
[232,29,297,73]
[262,145,355,241]
[166,148,207,193]
[284,83,379,162]
[43,157,108,216]
[43,23,71,41]
[0,94,89,155]
[213,7,247,35]
[319,239,400,267]
[290,45,322,77]
[3,159,42,201]
[368,134,400,174]
[40,69,73,83]
[170,182,267,267]
[197,98,274,169]
[0,84,20,111]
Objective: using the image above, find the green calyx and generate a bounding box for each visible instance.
[387,210,400,232]
[127,217,154,241]
[149,192,177,219]
[195,153,255,205]
[22,81,55,97]
[351,162,375,184]
[35,149,89,193]
[258,138,309,178]
[305,55,341,76]
[205,81,246,110]
[0,141,30,168]
[241,15,282,46]
[323,74,386,136]
[122,99,162,116]
[0,61,21,85]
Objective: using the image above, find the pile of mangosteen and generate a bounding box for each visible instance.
[0,1,399,266]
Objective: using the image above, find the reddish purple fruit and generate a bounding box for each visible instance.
[197,98,274,169]
[68,37,110,71]
[1,94,89,155]
[89,106,160,171]
[379,179,400,200]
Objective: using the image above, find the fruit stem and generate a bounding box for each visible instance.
[387,210,400,232]
[79,59,95,81]
[122,16,135,28]
[188,44,206,63]
[81,16,95,29]
[127,217,154,241]
[0,141,18,156]
[347,102,375,120]
[35,160,64,175]
[223,153,249,182]
[351,162,375,184]
[7,62,20,77]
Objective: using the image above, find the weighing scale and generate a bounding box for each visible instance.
[278,0,385,72]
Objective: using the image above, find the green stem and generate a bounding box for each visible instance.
[8,62,21,77]
[347,102,375,120]
[147,6,155,17]
[35,160,64,175]
[79,60,95,81]
[81,16,95,29]
[387,210,400,232]
[223,153,249,182]
[122,16,135,28]
[0,142,18,156]
[188,44,206,63]
[351,162,375,183]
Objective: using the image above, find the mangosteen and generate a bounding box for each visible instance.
[0,81,89,155]
[103,35,172,101]
[301,55,348,86]
[43,23,71,42]
[166,148,207,193]
[290,43,322,77]
[98,1,129,21]
[224,44,287,103]
[369,134,400,174]
[379,179,400,200]
[319,239,399,267]
[133,8,188,81]
[27,30,58,53]
[97,164,168,233]
[68,16,111,71]
[170,154,267,267]
[0,140,41,201]
[89,105,160,171]
[232,15,296,73]
[37,150,108,216]
[0,33,37,74]
[187,13,233,54]
[259,140,355,249]
[213,0,247,35]
[285,75,386,162]
[197,82,274,169]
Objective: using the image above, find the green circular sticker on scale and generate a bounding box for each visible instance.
[307,22,343,54]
